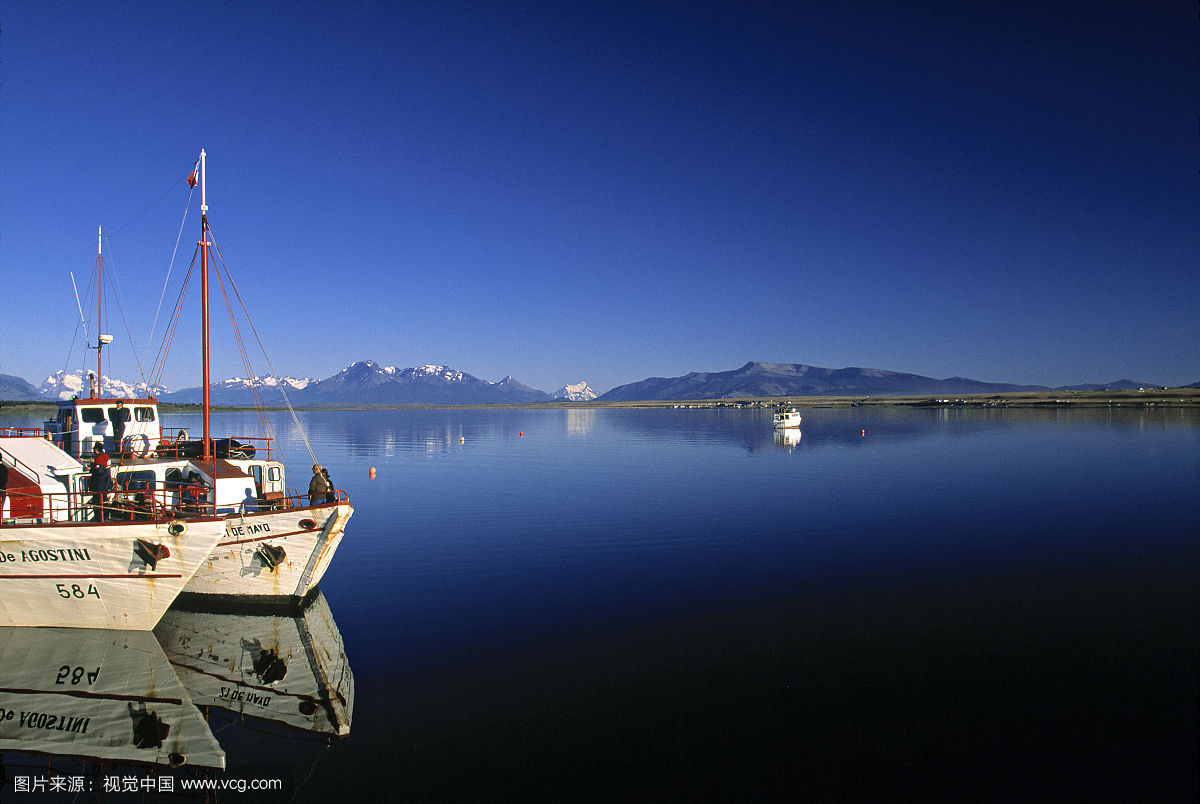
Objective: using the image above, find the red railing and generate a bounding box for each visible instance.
[0,485,181,525]
[0,484,348,526]
[15,423,276,462]
[0,427,44,438]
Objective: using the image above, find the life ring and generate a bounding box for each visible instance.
[126,434,152,457]
[167,521,187,537]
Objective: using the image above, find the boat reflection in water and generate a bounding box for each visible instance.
[774,428,802,450]
[155,591,353,739]
[0,595,351,794]
[0,627,225,771]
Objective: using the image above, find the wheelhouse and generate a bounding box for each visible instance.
[44,397,161,458]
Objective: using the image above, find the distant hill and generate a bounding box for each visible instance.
[1055,379,1159,391]
[0,374,42,401]
[598,361,1052,401]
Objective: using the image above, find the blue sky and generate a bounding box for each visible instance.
[1,1,1196,394]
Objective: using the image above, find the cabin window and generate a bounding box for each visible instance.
[135,407,155,422]
[116,471,156,492]
[164,468,183,487]
[80,408,104,423]
[267,466,281,483]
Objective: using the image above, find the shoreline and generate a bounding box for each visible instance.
[3,388,1199,413]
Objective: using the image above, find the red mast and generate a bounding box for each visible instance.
[95,226,102,398]
[198,149,212,461]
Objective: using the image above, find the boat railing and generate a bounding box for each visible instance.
[152,428,275,461]
[28,425,276,462]
[0,483,189,525]
[238,488,350,514]
[0,427,45,438]
[1,471,347,525]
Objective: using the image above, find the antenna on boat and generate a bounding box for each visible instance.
[198,149,212,461]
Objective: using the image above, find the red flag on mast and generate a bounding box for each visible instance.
[186,170,197,188]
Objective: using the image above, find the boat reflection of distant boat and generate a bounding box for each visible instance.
[154,591,352,738]
[773,407,802,429]
[0,627,225,769]
[774,429,802,448]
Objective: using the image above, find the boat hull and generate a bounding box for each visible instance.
[180,502,353,604]
[0,519,226,630]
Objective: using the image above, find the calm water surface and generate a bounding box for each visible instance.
[1,405,1197,800]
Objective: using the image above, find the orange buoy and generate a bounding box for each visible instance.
[368,466,376,479]
[860,429,866,437]
[519,432,524,437]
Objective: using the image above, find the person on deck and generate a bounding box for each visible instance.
[89,452,113,521]
[322,467,335,503]
[308,464,329,505]
[111,401,131,453]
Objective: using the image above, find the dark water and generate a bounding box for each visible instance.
[2,406,1198,800]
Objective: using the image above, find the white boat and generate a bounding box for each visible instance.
[0,626,225,769]
[0,434,226,630]
[773,407,802,429]
[155,591,353,738]
[37,150,353,607]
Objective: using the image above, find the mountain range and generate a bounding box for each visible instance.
[34,363,574,406]
[597,362,1167,401]
[3,362,1187,405]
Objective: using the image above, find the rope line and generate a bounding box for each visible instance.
[147,186,195,364]
[209,229,318,472]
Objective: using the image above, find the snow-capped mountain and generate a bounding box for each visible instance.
[554,382,598,401]
[40,370,167,401]
[298,361,552,404]
[158,375,316,405]
[155,361,553,405]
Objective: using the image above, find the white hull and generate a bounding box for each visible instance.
[0,519,226,629]
[773,415,802,429]
[182,502,353,603]
[155,591,353,737]
[0,627,225,769]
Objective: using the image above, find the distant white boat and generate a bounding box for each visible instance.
[773,407,802,429]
